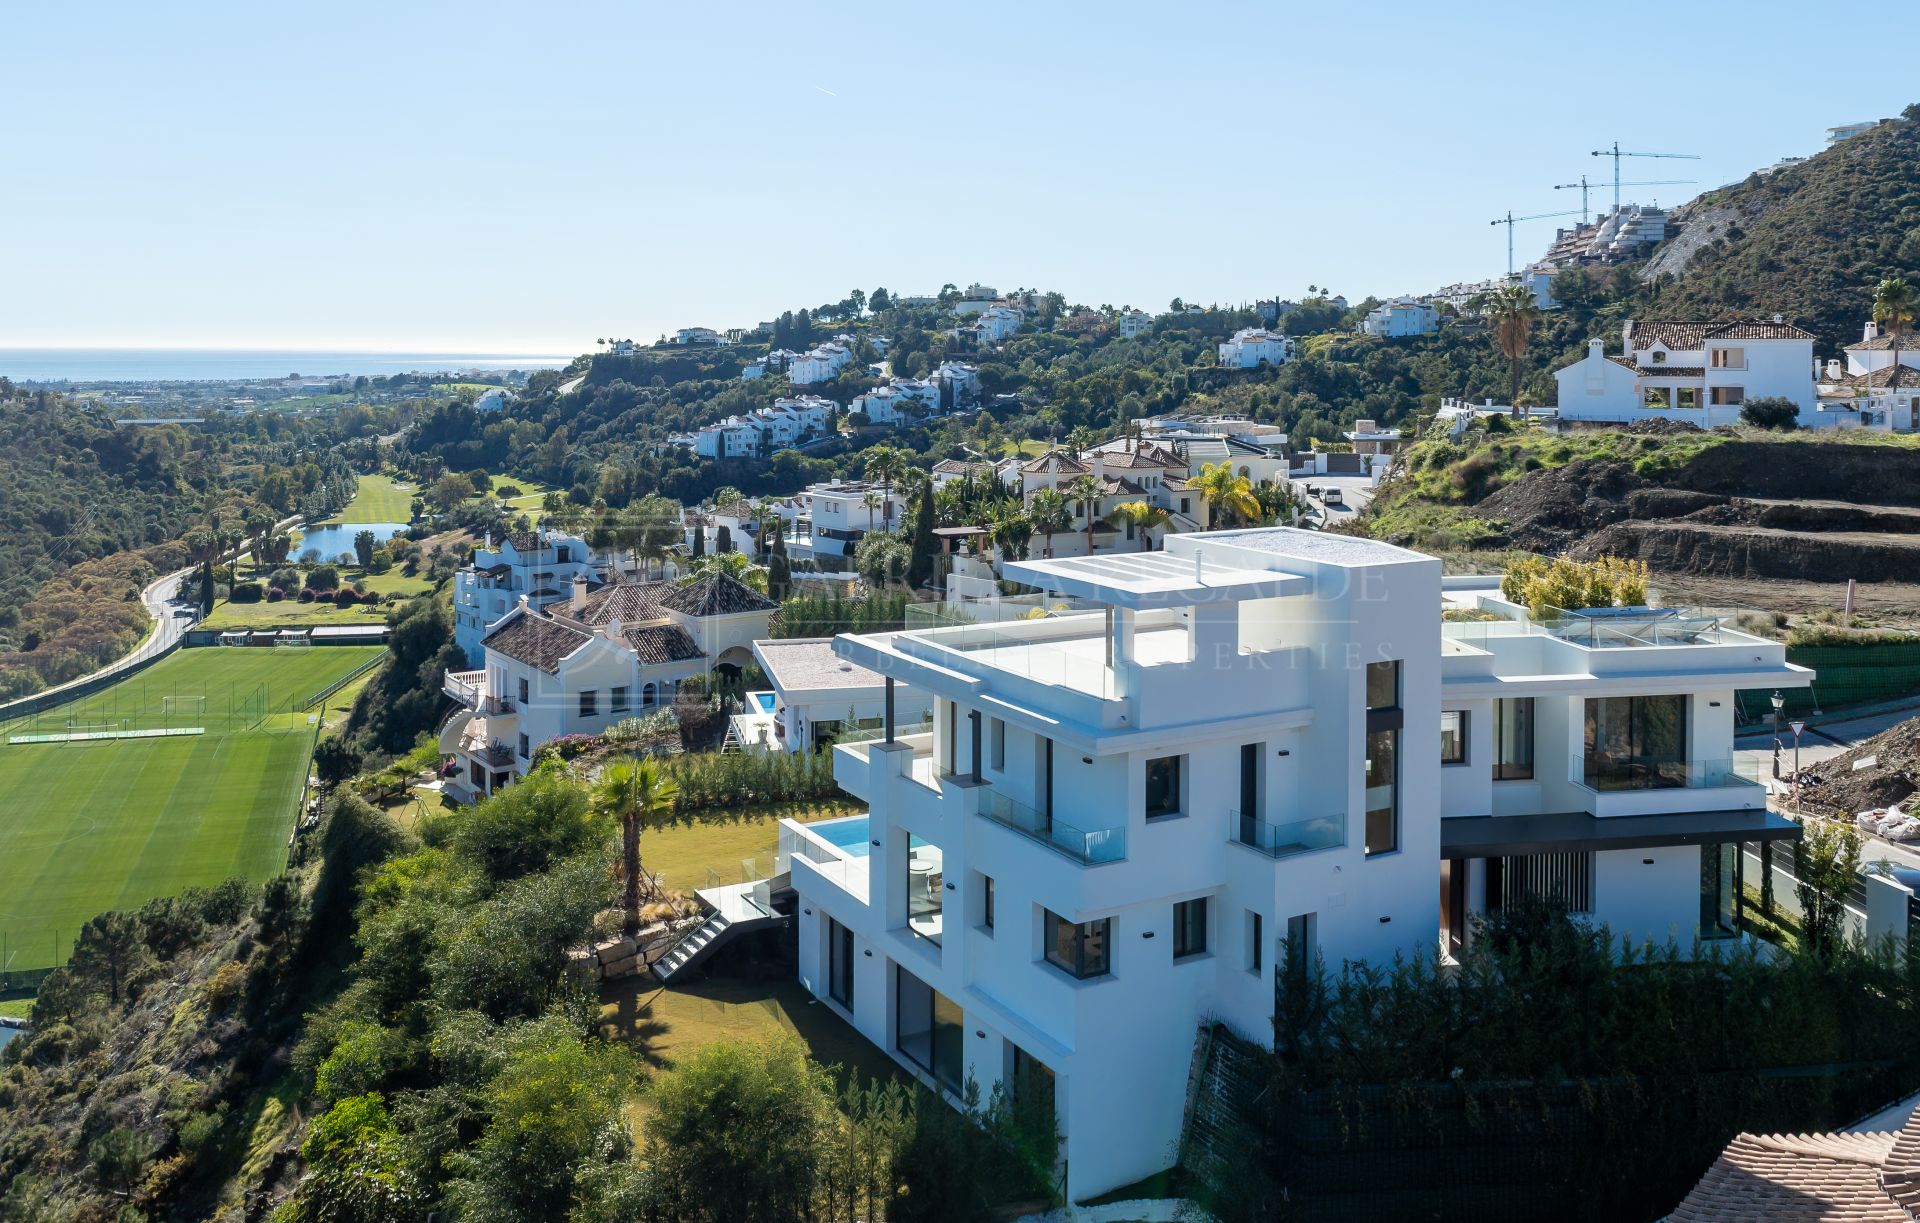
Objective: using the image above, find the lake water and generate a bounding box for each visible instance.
[293,522,409,562]
[0,348,571,383]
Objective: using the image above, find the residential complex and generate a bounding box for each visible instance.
[1216,327,1296,369]
[768,527,1807,1199]
[788,340,855,385]
[440,572,777,802]
[451,528,600,664]
[1360,298,1438,338]
[1551,318,1819,428]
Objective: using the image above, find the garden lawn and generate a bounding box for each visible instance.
[643,802,858,893]
[0,646,383,973]
[323,473,416,524]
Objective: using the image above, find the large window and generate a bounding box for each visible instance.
[1710,386,1745,406]
[1145,755,1184,819]
[1710,347,1745,370]
[828,919,854,1008]
[1173,898,1208,959]
[1043,910,1111,979]
[1584,695,1689,790]
[1700,843,1740,939]
[611,686,630,714]
[1440,711,1467,766]
[907,835,943,945]
[1365,661,1401,856]
[1492,698,1535,781]
[895,970,964,1095]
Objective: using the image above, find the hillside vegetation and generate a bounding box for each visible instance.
[1640,105,1920,347]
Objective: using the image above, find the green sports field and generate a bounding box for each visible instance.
[0,646,383,974]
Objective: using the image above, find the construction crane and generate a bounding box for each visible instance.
[1490,209,1580,278]
[1590,143,1701,213]
[1553,175,1697,224]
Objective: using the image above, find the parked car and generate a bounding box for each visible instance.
[1322,488,1345,507]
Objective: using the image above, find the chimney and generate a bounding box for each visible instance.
[1588,337,1604,360]
[570,572,588,615]
[1826,358,1843,380]
[1772,313,1784,325]
[1866,321,1880,342]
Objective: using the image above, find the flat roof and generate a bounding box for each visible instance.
[1440,809,1799,857]
[1001,550,1309,610]
[753,637,887,694]
[1169,526,1432,569]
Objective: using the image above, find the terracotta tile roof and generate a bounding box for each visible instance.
[1669,1103,1920,1222]
[622,623,705,665]
[1706,318,1819,341]
[1021,450,1089,475]
[1098,447,1180,470]
[1606,354,1639,370]
[1629,321,1712,350]
[1831,364,1920,393]
[504,530,543,551]
[661,572,778,617]
[576,581,672,626]
[480,612,591,674]
[1630,318,1817,349]
[1638,367,1708,378]
[932,459,994,477]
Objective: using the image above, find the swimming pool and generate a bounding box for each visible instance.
[750,691,777,714]
[809,815,871,858]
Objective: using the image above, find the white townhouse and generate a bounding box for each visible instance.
[971,304,1024,345]
[851,378,941,426]
[607,338,640,356]
[797,480,910,571]
[736,637,935,754]
[761,395,836,447]
[1216,327,1296,369]
[1551,318,1818,428]
[789,341,855,385]
[1117,309,1154,339]
[1815,322,1920,432]
[694,415,762,460]
[1361,299,1439,338]
[768,529,1808,1200]
[440,572,779,802]
[452,528,601,665]
[935,361,982,408]
[1015,446,1207,555]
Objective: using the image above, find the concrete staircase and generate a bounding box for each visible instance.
[651,878,786,983]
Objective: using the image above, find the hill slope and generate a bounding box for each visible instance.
[1639,107,1920,347]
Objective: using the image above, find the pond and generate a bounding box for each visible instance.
[293,522,409,563]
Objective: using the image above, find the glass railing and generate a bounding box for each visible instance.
[1572,754,1760,792]
[978,790,1125,864]
[1229,810,1346,859]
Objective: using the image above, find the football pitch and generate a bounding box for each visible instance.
[0,645,383,975]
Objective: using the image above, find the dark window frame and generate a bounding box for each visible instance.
[1440,709,1468,766]
[1492,697,1535,781]
[1145,754,1184,820]
[1173,897,1209,959]
[579,690,598,718]
[1043,910,1111,979]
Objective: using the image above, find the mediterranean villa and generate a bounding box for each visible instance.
[745,527,1807,1199]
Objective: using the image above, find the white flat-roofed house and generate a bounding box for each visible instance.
[1217,327,1296,369]
[741,637,934,753]
[1827,120,1881,144]
[1361,299,1439,338]
[1117,309,1154,339]
[441,572,778,802]
[772,530,1808,1199]
[453,527,601,665]
[803,481,909,570]
[694,415,762,460]
[1341,419,1406,458]
[1551,318,1819,428]
[789,341,854,385]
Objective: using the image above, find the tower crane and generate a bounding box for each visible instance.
[1490,209,1581,278]
[1590,143,1701,212]
[1553,175,1696,223]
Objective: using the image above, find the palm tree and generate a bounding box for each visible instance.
[1194,461,1259,530]
[1484,283,1541,416]
[593,757,679,937]
[1066,474,1104,556]
[1873,276,1917,384]
[1108,500,1171,551]
[990,509,1032,562]
[1028,489,1070,558]
[861,490,881,533]
[864,446,905,526]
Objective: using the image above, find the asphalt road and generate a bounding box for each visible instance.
[1298,472,1378,526]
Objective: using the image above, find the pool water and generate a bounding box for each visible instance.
[811,815,871,858]
[750,691,777,714]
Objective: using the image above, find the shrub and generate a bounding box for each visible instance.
[1741,395,1799,430]
[1500,554,1647,618]
[229,581,264,603]
[267,587,286,602]
[313,590,336,604]
[305,565,342,592]
[332,589,357,607]
[297,589,315,603]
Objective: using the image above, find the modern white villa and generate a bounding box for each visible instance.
[730,637,934,754]
[762,528,1807,1200]
[439,572,777,802]
[1217,327,1296,369]
[1550,318,1818,428]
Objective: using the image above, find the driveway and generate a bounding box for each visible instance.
[1298,472,1378,527]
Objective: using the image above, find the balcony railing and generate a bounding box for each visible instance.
[444,670,485,706]
[978,790,1125,865]
[1572,754,1760,792]
[1229,810,1346,859]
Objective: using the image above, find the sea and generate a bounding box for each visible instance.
[0,348,572,384]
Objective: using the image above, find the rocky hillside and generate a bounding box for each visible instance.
[1639,107,1920,348]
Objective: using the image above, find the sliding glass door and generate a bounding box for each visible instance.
[1583,695,1688,790]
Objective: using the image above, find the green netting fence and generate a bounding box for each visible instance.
[1738,642,1920,719]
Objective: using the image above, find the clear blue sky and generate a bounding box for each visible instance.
[7,1,1911,353]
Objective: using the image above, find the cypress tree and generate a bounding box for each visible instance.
[907,488,937,590]
[767,521,791,601]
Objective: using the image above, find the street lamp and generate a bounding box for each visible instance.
[1789,719,1807,809]
[1770,690,1785,781]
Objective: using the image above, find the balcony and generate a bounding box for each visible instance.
[1570,753,1766,817]
[442,670,513,716]
[977,789,1125,865]
[833,730,936,799]
[1228,809,1346,860]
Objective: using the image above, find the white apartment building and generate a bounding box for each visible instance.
[762,395,836,446]
[1551,318,1818,428]
[694,415,762,460]
[771,529,1808,1200]
[1117,309,1153,339]
[1361,299,1438,338]
[441,572,778,802]
[789,341,855,385]
[1217,327,1296,369]
[971,304,1024,345]
[452,528,600,665]
[851,378,941,426]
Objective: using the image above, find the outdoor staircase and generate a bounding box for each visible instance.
[651,877,787,983]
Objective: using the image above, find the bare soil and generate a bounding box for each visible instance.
[1798,714,1920,817]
